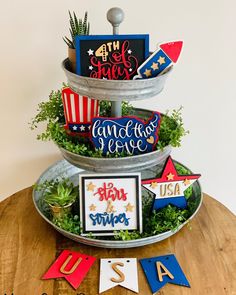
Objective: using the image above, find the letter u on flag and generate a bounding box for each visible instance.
[42,250,96,289]
[99,258,139,293]
[140,254,190,293]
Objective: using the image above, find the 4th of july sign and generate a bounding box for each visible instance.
[75,34,149,80]
[91,112,161,156]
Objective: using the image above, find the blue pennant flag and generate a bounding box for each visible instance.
[140,254,190,293]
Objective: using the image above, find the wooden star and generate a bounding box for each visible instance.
[150,182,158,189]
[125,202,135,212]
[158,56,166,65]
[183,179,191,186]
[151,62,159,71]
[87,182,96,192]
[89,204,96,211]
[167,173,175,180]
[143,69,152,77]
[142,156,201,211]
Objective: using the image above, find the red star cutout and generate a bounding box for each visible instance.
[142,156,201,185]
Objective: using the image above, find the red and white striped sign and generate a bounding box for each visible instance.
[62,87,99,135]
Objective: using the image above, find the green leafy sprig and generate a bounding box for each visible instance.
[53,214,81,234]
[157,107,189,149]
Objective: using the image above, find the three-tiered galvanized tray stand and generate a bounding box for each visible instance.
[33,8,202,248]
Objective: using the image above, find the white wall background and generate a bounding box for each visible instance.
[0,0,235,214]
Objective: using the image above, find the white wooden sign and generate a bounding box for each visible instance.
[99,258,139,293]
[79,173,142,236]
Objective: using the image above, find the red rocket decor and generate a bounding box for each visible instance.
[142,156,201,210]
[135,41,183,79]
[62,87,100,136]
[42,250,96,289]
[159,41,183,63]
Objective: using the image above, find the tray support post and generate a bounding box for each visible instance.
[107,7,125,117]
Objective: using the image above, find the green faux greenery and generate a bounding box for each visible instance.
[63,11,90,49]
[30,88,189,157]
[157,107,189,149]
[35,179,78,207]
[114,205,190,241]
[53,214,81,234]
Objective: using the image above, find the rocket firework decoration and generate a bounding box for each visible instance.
[62,87,100,136]
[134,41,183,79]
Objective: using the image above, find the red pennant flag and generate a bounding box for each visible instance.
[42,250,96,289]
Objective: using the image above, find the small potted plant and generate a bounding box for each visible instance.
[63,11,90,73]
[39,179,78,219]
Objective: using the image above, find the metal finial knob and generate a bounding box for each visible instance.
[107,7,124,34]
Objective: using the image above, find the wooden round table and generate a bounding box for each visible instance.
[0,188,235,295]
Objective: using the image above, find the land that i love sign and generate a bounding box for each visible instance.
[79,173,142,236]
[91,112,161,156]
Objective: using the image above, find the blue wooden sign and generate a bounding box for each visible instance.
[140,254,190,293]
[91,112,161,156]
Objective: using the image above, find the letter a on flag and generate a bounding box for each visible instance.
[99,258,139,293]
[42,250,96,289]
[140,254,190,293]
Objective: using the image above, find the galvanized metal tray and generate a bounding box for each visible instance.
[59,108,172,172]
[33,160,202,248]
[62,59,172,101]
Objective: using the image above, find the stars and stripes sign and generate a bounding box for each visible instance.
[62,87,100,136]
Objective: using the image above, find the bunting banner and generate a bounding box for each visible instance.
[99,258,139,293]
[42,250,96,289]
[140,254,190,293]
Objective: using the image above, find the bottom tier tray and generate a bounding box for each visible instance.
[33,159,202,248]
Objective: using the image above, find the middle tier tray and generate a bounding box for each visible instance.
[60,108,172,172]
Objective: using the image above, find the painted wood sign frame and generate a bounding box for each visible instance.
[75,34,149,80]
[91,112,161,156]
[79,173,142,236]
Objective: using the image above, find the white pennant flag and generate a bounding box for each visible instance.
[99,258,139,293]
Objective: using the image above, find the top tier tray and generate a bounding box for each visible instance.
[62,58,172,101]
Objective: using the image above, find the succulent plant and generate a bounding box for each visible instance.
[43,180,78,207]
[63,11,90,49]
